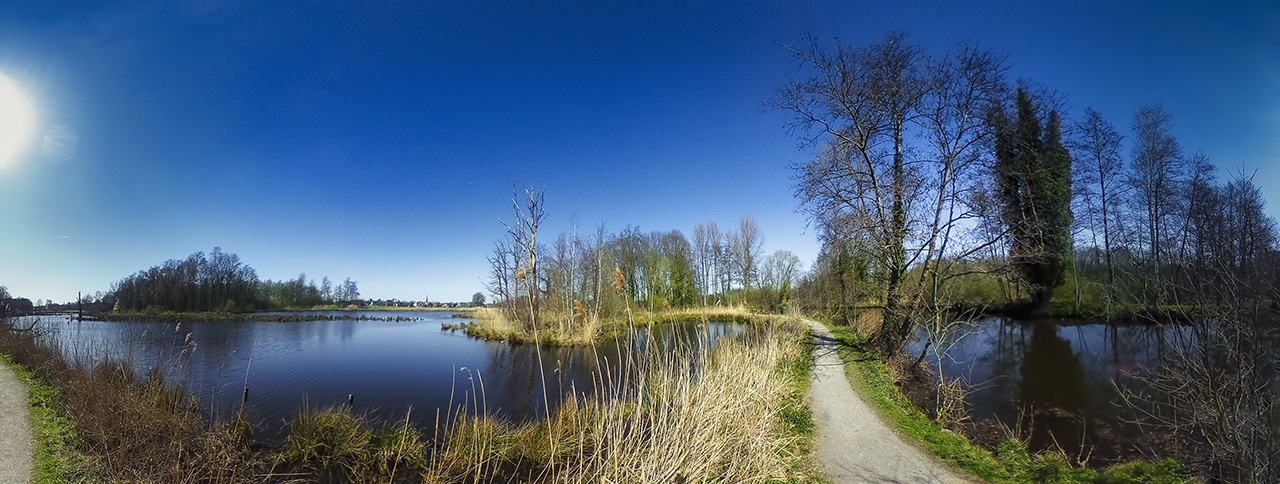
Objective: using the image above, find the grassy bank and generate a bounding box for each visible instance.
[936,268,1201,322]
[647,304,786,325]
[1,314,818,482]
[462,307,608,345]
[463,304,782,346]
[822,322,1188,484]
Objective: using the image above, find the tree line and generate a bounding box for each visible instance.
[774,31,1280,481]
[775,31,1280,352]
[485,185,803,330]
[106,247,362,312]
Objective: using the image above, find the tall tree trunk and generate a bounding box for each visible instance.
[879,120,909,356]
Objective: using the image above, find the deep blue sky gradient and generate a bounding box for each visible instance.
[2,1,1279,303]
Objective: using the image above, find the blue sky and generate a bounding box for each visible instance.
[2,1,1278,303]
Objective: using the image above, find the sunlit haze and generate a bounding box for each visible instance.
[2,2,1279,304]
[0,72,34,170]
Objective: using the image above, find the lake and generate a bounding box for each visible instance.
[21,310,743,441]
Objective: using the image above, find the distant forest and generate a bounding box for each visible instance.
[97,247,362,313]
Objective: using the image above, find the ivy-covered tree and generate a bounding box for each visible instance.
[991,89,1073,312]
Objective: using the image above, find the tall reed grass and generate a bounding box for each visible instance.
[280,317,812,483]
[421,316,809,482]
[465,304,779,345]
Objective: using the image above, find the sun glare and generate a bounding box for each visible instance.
[0,73,36,169]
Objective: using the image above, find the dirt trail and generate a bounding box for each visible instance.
[806,319,973,484]
[0,362,31,484]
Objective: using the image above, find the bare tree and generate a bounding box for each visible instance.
[1171,152,1217,296]
[692,221,713,305]
[762,250,801,291]
[708,222,726,299]
[593,222,606,320]
[1129,104,1184,305]
[500,183,548,329]
[484,240,516,312]
[1068,107,1126,309]
[725,230,741,298]
[737,215,763,291]
[774,32,1006,355]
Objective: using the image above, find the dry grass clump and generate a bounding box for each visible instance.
[852,307,884,339]
[466,304,787,346]
[462,307,523,341]
[427,316,809,483]
[464,307,603,346]
[560,320,804,483]
[650,303,782,325]
[273,406,427,482]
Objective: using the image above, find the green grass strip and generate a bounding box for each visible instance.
[773,326,828,484]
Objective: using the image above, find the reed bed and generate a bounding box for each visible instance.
[463,307,604,346]
[465,304,780,345]
[421,316,810,483]
[647,303,784,325]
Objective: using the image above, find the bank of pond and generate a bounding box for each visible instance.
[15,310,750,442]
[10,308,1230,481]
[907,314,1277,471]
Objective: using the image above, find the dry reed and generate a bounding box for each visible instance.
[426,317,809,483]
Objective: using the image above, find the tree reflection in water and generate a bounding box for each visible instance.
[1018,321,1090,458]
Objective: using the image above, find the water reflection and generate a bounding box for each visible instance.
[1019,322,1089,455]
[19,312,742,442]
[908,317,1181,464]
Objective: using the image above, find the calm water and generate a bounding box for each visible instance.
[22,311,742,441]
[906,317,1185,464]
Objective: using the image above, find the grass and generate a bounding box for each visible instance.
[821,321,1190,484]
[464,306,611,345]
[648,303,786,325]
[936,267,1201,323]
[273,406,428,482]
[776,322,825,483]
[0,352,98,484]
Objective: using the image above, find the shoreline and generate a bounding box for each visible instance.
[93,311,428,323]
[945,301,1196,325]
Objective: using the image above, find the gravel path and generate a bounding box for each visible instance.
[806,319,972,484]
[0,361,31,484]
